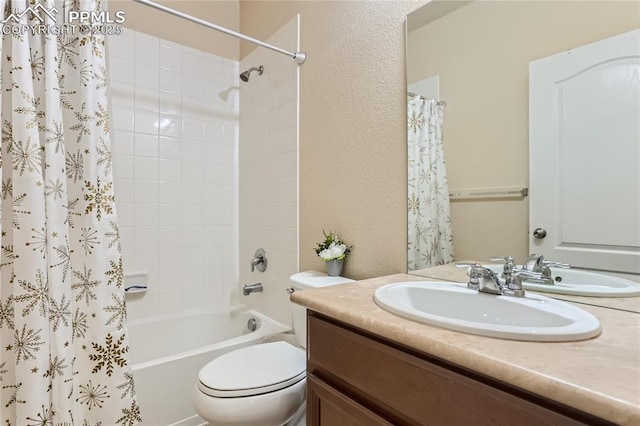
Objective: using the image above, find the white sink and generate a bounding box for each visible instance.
[374,282,601,342]
[479,265,640,297]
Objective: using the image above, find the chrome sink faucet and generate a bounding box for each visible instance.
[468,264,542,297]
[523,254,570,285]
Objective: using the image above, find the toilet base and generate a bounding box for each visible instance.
[193,378,306,426]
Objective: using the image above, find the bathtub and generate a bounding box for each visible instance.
[129,308,291,426]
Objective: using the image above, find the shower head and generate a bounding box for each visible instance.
[240,65,264,82]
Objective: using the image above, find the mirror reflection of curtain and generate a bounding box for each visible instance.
[407,94,454,270]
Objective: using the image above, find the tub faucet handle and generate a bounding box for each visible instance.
[250,248,267,272]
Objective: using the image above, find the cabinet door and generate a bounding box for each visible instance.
[307,374,392,426]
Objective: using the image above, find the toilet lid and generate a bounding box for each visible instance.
[198,341,306,398]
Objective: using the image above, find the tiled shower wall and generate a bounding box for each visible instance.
[239,16,299,326]
[108,29,239,321]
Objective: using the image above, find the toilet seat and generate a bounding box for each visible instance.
[197,341,306,398]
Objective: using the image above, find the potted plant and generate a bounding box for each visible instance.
[314,230,351,276]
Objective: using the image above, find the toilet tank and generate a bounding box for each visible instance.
[290,271,354,348]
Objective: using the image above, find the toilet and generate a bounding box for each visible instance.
[193,271,354,426]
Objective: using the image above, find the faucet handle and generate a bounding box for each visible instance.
[489,256,517,273]
[510,268,543,280]
[250,248,267,272]
[541,259,571,269]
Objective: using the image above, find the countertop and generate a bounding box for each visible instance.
[291,273,640,425]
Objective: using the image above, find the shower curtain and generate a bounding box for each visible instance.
[0,0,139,424]
[407,94,454,270]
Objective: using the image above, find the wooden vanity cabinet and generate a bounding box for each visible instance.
[306,312,612,426]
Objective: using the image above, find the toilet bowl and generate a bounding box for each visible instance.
[193,271,354,426]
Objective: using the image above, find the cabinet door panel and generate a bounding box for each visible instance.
[307,374,392,426]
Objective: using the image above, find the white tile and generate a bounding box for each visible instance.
[182,45,203,57]
[134,110,158,135]
[182,96,206,119]
[183,75,203,99]
[203,164,224,185]
[181,162,203,183]
[203,57,226,81]
[203,121,225,143]
[112,106,134,132]
[160,38,181,50]
[159,203,181,226]
[158,292,182,314]
[134,157,158,181]
[183,53,203,78]
[135,38,160,67]
[110,81,135,108]
[182,246,203,267]
[182,118,203,141]
[135,63,159,89]
[134,226,159,250]
[112,130,134,155]
[108,33,135,60]
[160,69,182,94]
[120,27,136,39]
[158,114,182,137]
[159,181,182,204]
[119,225,135,252]
[158,159,181,182]
[158,225,181,249]
[117,203,135,227]
[134,180,159,203]
[160,45,182,71]
[159,91,182,116]
[135,31,159,44]
[135,203,159,227]
[113,155,134,179]
[159,136,181,160]
[181,229,204,249]
[114,178,134,203]
[182,288,205,311]
[182,204,203,226]
[181,182,203,203]
[134,86,159,112]
[182,141,203,162]
[109,56,135,84]
[134,133,159,157]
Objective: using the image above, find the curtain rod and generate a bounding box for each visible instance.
[408,92,446,107]
[132,0,307,65]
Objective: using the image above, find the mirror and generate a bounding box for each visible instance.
[406,1,640,312]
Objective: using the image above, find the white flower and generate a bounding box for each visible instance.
[319,242,347,261]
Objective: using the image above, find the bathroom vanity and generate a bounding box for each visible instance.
[291,274,640,426]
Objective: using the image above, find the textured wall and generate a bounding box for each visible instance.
[241,1,426,279]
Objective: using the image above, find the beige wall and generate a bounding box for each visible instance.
[241,1,426,279]
[110,0,239,59]
[408,1,639,263]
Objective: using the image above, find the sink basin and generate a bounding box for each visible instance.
[478,265,640,297]
[374,282,601,342]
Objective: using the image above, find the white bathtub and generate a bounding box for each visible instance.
[129,309,290,426]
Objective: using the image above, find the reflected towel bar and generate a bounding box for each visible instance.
[449,187,529,201]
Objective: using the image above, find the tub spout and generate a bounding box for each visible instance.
[243,283,263,296]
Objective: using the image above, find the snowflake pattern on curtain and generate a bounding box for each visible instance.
[0,0,140,424]
[407,94,454,271]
